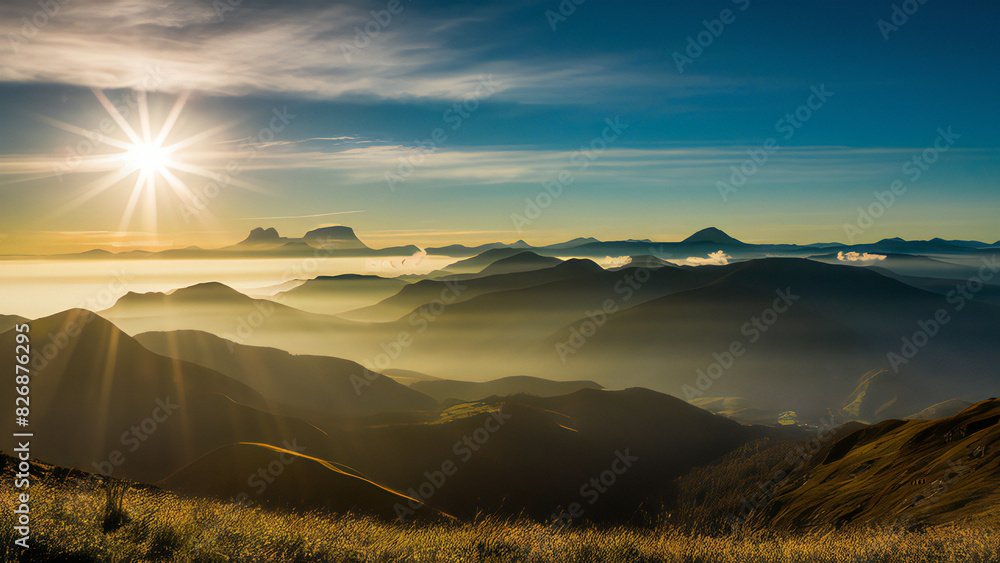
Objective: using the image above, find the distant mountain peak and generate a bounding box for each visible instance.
[542,236,600,251]
[303,226,368,249]
[241,227,282,244]
[116,282,252,306]
[304,225,356,238]
[479,251,562,275]
[42,308,104,328]
[176,281,246,295]
[682,227,744,245]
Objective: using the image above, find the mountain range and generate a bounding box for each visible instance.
[7,226,998,261]
[94,244,999,426]
[0,311,809,522]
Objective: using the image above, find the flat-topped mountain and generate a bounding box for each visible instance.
[237,225,369,250]
[302,225,368,249]
[238,226,285,245]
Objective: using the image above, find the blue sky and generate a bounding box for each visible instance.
[0,0,997,252]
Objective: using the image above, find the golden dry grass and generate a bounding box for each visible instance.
[2,477,999,562]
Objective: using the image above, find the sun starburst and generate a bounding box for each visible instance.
[38,89,252,234]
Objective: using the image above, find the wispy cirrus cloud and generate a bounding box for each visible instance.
[202,144,998,188]
[1,143,993,191]
[234,210,367,221]
[0,0,716,103]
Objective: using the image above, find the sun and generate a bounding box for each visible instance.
[124,141,172,177]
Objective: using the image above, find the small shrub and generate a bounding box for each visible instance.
[100,481,130,533]
[148,524,185,561]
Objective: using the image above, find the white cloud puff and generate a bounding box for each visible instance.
[682,250,731,266]
[599,256,633,269]
[837,251,886,263]
[367,247,427,273]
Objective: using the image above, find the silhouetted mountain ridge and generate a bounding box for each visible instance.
[682,227,745,246]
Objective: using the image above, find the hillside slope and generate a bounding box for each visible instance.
[273,274,408,316]
[158,442,442,521]
[410,375,603,403]
[756,399,1000,529]
[135,330,435,424]
[0,310,333,483]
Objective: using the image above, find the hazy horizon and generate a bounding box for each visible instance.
[2,223,999,256]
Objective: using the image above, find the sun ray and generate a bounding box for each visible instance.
[165,161,269,193]
[142,171,158,236]
[118,170,148,232]
[154,91,191,146]
[33,114,135,152]
[161,119,241,153]
[91,89,144,147]
[137,90,152,144]
[159,167,206,212]
[46,167,139,221]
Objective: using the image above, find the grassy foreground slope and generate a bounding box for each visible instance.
[759,398,1000,530]
[2,454,999,563]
